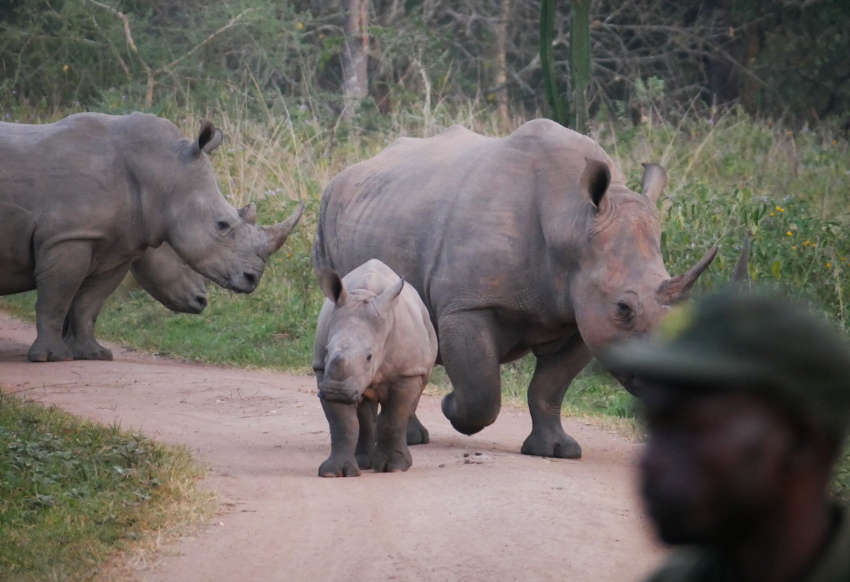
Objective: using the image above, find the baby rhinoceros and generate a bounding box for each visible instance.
[313,259,438,477]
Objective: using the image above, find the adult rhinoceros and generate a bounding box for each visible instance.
[0,112,303,362]
[313,119,716,459]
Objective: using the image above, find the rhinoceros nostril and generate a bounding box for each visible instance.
[243,272,257,287]
[196,295,207,308]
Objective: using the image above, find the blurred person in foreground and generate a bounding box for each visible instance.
[602,293,850,582]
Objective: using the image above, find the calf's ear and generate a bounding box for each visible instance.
[319,269,347,305]
[373,277,404,315]
[581,158,611,209]
[192,120,224,157]
[641,163,667,203]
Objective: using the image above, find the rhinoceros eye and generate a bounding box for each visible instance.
[616,301,635,321]
[366,353,373,362]
[216,220,231,231]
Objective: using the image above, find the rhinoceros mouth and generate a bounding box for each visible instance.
[317,380,361,404]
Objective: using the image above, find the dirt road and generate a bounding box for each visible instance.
[0,314,664,581]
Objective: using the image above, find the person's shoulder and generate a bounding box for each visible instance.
[644,548,718,582]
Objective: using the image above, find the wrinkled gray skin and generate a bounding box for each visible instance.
[313,259,438,477]
[0,112,303,362]
[314,119,716,459]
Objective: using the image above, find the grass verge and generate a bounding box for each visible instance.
[0,391,214,582]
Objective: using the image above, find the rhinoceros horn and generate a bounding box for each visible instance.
[641,163,667,203]
[728,232,750,289]
[657,246,718,305]
[257,203,304,259]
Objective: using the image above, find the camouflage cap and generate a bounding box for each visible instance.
[601,292,850,433]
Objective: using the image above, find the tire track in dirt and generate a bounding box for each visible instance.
[0,314,665,582]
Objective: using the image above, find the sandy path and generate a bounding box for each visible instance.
[0,314,664,581]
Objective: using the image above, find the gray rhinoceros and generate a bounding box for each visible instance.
[0,112,303,362]
[313,259,438,477]
[313,119,716,459]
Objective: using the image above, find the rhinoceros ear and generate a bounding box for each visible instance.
[193,120,223,157]
[641,163,667,204]
[319,269,347,305]
[373,277,404,315]
[581,158,611,209]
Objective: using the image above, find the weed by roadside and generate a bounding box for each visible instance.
[0,391,214,582]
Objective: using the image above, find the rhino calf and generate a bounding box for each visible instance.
[313,259,438,477]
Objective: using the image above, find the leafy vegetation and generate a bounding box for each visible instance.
[0,392,213,582]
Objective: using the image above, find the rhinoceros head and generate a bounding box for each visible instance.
[130,242,209,314]
[569,160,716,387]
[316,269,405,403]
[159,120,303,293]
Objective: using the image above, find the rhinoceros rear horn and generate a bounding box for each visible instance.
[641,163,667,203]
[581,158,611,208]
[193,120,223,157]
[258,203,304,259]
[657,246,718,305]
[239,202,258,225]
[319,269,347,305]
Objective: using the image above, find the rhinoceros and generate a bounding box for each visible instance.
[314,259,438,477]
[313,119,716,459]
[0,112,303,362]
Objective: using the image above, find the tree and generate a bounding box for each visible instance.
[341,0,370,120]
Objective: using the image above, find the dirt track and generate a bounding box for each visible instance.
[0,314,665,581]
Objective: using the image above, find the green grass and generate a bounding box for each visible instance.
[0,392,213,582]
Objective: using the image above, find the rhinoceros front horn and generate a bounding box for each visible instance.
[657,246,718,305]
[728,232,750,289]
[258,203,304,259]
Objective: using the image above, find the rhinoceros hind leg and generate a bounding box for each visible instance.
[406,413,429,445]
[63,265,128,361]
[439,313,503,435]
[27,338,73,362]
[521,335,592,459]
[319,397,361,477]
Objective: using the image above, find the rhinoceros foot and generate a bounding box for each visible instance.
[355,452,373,470]
[27,339,73,362]
[318,455,361,478]
[521,429,582,459]
[68,340,113,361]
[371,447,413,473]
[406,414,430,445]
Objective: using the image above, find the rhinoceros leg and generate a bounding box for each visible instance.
[63,265,130,361]
[520,334,591,459]
[318,395,361,478]
[28,242,95,362]
[355,401,378,470]
[372,376,423,473]
[406,413,430,445]
[438,312,504,435]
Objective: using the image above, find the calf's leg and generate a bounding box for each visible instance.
[355,401,377,469]
[372,377,423,472]
[521,334,591,459]
[318,397,361,477]
[63,265,130,360]
[438,312,504,435]
[28,241,94,362]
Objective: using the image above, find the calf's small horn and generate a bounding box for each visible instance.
[657,246,718,304]
[259,203,304,259]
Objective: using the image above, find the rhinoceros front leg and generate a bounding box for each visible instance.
[406,412,430,445]
[438,312,503,435]
[318,396,361,478]
[521,334,591,459]
[63,265,130,361]
[355,400,377,470]
[28,241,95,362]
[372,377,423,473]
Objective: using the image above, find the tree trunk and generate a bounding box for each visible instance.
[569,0,591,133]
[539,0,569,126]
[495,0,512,127]
[342,0,369,120]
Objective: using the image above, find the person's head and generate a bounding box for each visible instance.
[602,293,850,547]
